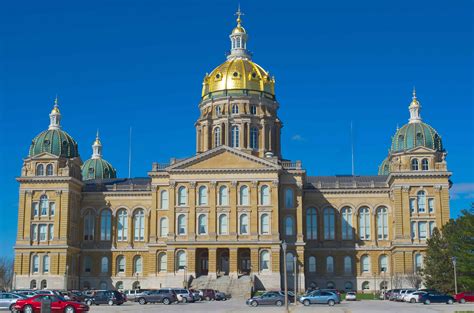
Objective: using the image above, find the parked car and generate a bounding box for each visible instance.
[85,290,125,306]
[246,292,286,307]
[388,289,401,301]
[277,291,295,303]
[405,291,427,303]
[401,289,418,302]
[396,289,416,302]
[33,290,63,297]
[321,289,342,302]
[13,294,89,313]
[214,290,227,301]
[135,289,178,305]
[419,292,455,305]
[200,289,216,301]
[189,289,202,301]
[454,291,474,304]
[345,292,357,301]
[123,289,149,301]
[172,288,194,303]
[0,292,27,311]
[12,290,36,298]
[298,290,340,306]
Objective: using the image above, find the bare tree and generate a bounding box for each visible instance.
[405,271,423,289]
[0,257,14,291]
[392,273,404,288]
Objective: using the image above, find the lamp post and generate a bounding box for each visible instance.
[451,257,458,295]
[381,267,386,299]
[183,266,188,289]
[293,255,297,306]
[281,241,288,312]
[136,271,139,290]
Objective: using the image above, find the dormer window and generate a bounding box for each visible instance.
[232,104,239,114]
[411,159,419,171]
[216,106,221,116]
[36,164,44,176]
[416,132,423,146]
[250,105,257,115]
[421,158,429,171]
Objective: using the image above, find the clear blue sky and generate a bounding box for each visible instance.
[0,0,472,257]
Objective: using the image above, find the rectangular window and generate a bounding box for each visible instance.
[409,198,415,213]
[32,202,39,217]
[428,199,434,213]
[49,202,55,216]
[411,221,416,239]
[39,224,47,241]
[418,222,427,239]
[41,203,48,216]
[32,224,37,241]
[49,225,54,240]
[429,221,435,236]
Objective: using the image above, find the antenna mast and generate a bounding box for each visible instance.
[128,126,132,179]
[351,121,355,176]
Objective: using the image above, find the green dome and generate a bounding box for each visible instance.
[378,157,390,175]
[81,158,117,180]
[29,129,79,158]
[391,122,443,152]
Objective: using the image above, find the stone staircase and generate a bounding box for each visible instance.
[190,275,252,299]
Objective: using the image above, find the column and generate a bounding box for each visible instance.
[187,248,196,276]
[401,186,411,239]
[209,181,217,239]
[393,187,404,239]
[150,187,158,242]
[296,246,305,293]
[250,248,259,272]
[54,191,62,241]
[230,182,237,236]
[168,184,176,238]
[260,122,266,152]
[271,181,279,241]
[208,248,217,278]
[229,248,238,278]
[247,123,251,149]
[295,184,304,242]
[167,248,176,273]
[188,183,196,239]
[250,181,259,239]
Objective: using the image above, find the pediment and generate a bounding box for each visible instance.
[26,152,60,160]
[405,146,436,154]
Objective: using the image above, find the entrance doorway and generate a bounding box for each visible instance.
[238,248,251,275]
[217,248,229,275]
[196,248,209,277]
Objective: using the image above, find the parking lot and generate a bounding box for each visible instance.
[86,298,474,313]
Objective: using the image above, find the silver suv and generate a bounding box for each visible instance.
[0,293,27,311]
[172,289,194,303]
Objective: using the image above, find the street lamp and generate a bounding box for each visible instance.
[293,255,297,306]
[281,241,288,312]
[381,267,386,299]
[451,257,458,295]
[183,266,188,288]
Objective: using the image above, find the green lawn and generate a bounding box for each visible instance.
[343,293,380,300]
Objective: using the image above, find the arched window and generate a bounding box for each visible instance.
[178,186,187,206]
[260,250,270,270]
[284,216,294,236]
[416,132,423,146]
[214,127,221,147]
[40,195,48,216]
[198,186,208,206]
[117,209,128,241]
[284,188,294,208]
[323,207,335,240]
[306,208,317,240]
[376,207,388,240]
[379,255,388,273]
[115,281,124,290]
[177,214,186,235]
[36,164,44,176]
[97,256,108,273]
[308,256,316,272]
[326,281,335,289]
[232,104,239,114]
[100,210,112,241]
[159,217,168,237]
[30,280,37,289]
[42,255,50,273]
[46,164,53,176]
[32,255,39,273]
[422,158,429,170]
[260,185,270,205]
[83,211,94,241]
[359,207,371,240]
[411,159,419,170]
[231,125,239,147]
[133,210,145,241]
[218,214,228,235]
[362,281,370,290]
[117,255,125,273]
[417,191,426,213]
[250,127,259,149]
[239,214,249,234]
[414,253,423,272]
[341,207,353,240]
[176,250,186,270]
[197,214,207,235]
[158,252,167,272]
[134,256,142,274]
[99,281,107,290]
[160,190,169,209]
[326,256,334,273]
[286,252,295,271]
[218,186,228,206]
[345,281,353,290]
[344,256,352,274]
[84,256,92,273]
[361,255,370,273]
[260,213,270,234]
[40,280,47,289]
[239,186,249,205]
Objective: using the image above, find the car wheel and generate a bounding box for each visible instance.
[424,300,431,305]
[250,300,258,307]
[182,297,188,303]
[9,303,15,312]
[328,299,335,306]
[108,300,114,306]
[24,305,33,313]
[139,298,146,305]
[447,299,453,304]
[303,299,310,306]
[86,299,93,306]
[275,300,283,306]
[410,298,416,303]
[460,298,466,304]
[205,296,211,301]
[163,298,171,305]
[64,305,75,313]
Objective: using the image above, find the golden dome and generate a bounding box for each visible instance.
[51,96,60,114]
[202,58,275,99]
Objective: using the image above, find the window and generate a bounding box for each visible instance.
[215,106,221,116]
[40,195,48,216]
[428,198,434,213]
[411,221,417,239]
[160,190,169,209]
[232,104,239,114]
[239,214,249,234]
[379,255,388,273]
[178,186,187,206]
[416,132,423,146]
[429,221,435,236]
[48,224,54,240]
[250,105,257,115]
[306,208,317,240]
[308,256,316,272]
[33,202,39,217]
[177,214,186,235]
[198,186,208,206]
[176,250,186,270]
[31,224,37,241]
[260,185,270,205]
[158,252,167,272]
[239,186,249,205]
[133,210,145,241]
[43,255,50,273]
[345,282,353,291]
[218,214,228,235]
[198,214,207,235]
[414,253,423,271]
[101,257,109,273]
[341,207,353,240]
[36,164,44,176]
[284,216,294,236]
[117,210,128,241]
[359,207,371,240]
[286,252,295,271]
[159,217,168,237]
[134,256,142,274]
[32,255,39,273]
[39,224,47,241]
[99,281,107,290]
[409,198,415,213]
[411,159,419,170]
[361,255,370,273]
[422,158,429,170]
[84,211,94,241]
[214,127,221,147]
[323,207,335,240]
[84,256,92,273]
[417,191,426,213]
[344,256,352,274]
[377,207,388,240]
[325,256,334,273]
[100,210,112,241]
[260,213,270,234]
[115,281,124,290]
[49,202,55,216]
[418,221,427,239]
[30,280,37,289]
[362,281,370,290]
[117,256,125,273]
[46,164,53,176]
[250,127,259,149]
[231,126,239,147]
[284,188,294,208]
[218,186,228,206]
[260,250,270,270]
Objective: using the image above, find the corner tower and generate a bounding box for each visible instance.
[197,9,282,158]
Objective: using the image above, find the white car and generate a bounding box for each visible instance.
[345,292,356,301]
[405,291,426,303]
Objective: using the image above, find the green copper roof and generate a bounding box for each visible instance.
[29,129,79,158]
[81,158,117,181]
[378,157,390,175]
[391,122,443,152]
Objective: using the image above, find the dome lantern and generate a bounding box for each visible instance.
[91,130,103,159]
[408,87,422,123]
[228,5,250,60]
[81,132,117,180]
[49,96,61,130]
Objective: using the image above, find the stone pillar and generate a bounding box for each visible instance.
[246,122,251,149]
[229,182,237,236]
[208,248,217,278]
[189,182,196,239]
[169,184,176,237]
[209,181,217,239]
[229,248,238,278]
[251,248,259,272]
[250,181,259,239]
[167,248,176,273]
[296,246,305,291]
[150,187,158,242]
[187,248,196,277]
[393,187,404,239]
[295,184,304,242]
[271,181,279,241]
[54,191,62,241]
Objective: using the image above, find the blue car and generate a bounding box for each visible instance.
[419,292,455,305]
[298,290,340,306]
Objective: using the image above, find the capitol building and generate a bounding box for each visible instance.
[13,11,451,294]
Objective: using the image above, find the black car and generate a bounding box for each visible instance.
[419,292,455,305]
[246,292,286,307]
[135,289,178,305]
[85,290,125,306]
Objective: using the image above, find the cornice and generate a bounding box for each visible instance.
[17,176,84,186]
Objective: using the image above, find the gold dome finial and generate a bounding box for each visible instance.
[94,129,101,145]
[235,4,243,26]
[412,86,417,99]
[51,95,60,114]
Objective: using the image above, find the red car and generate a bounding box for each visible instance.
[455,291,474,304]
[14,294,89,313]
